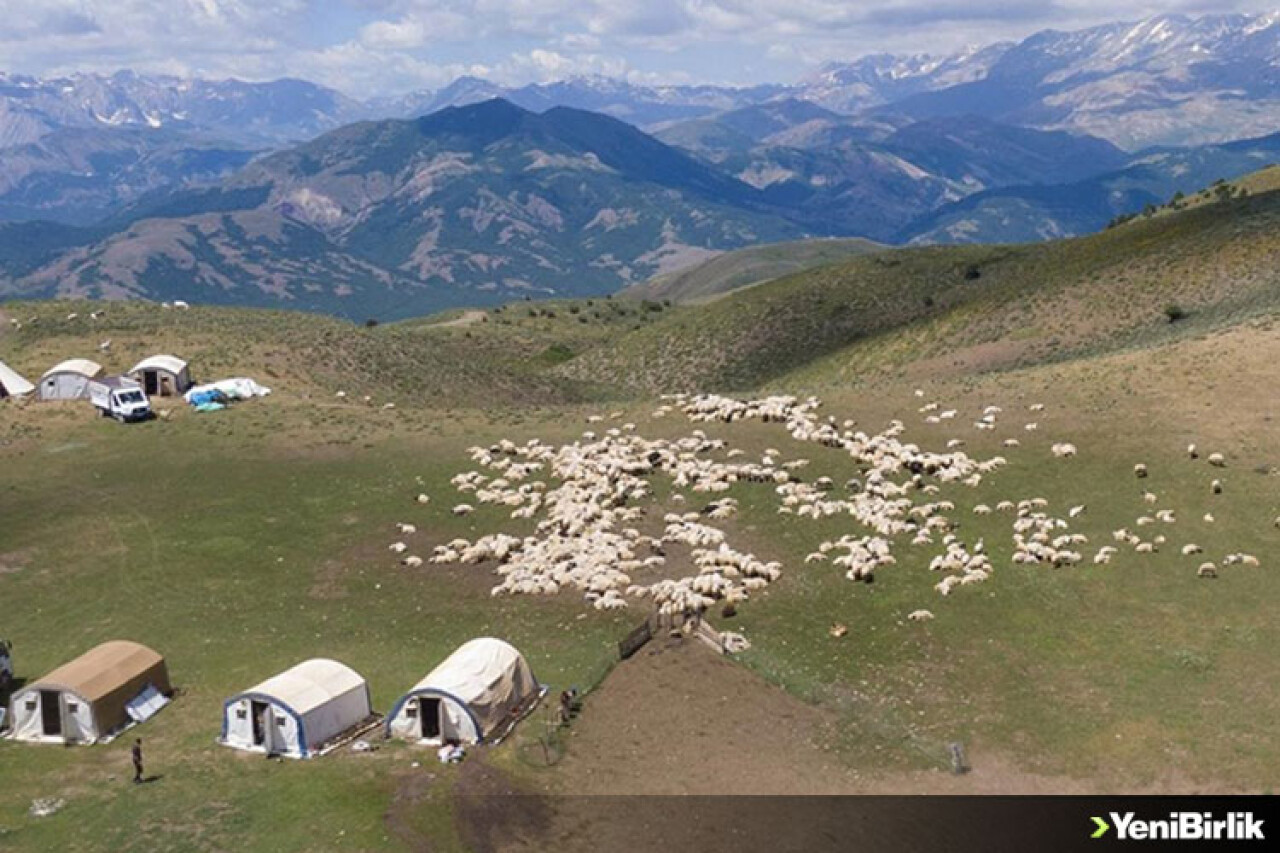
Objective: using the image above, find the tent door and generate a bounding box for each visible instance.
[40,691,63,736]
[251,701,268,747]
[419,697,441,740]
[143,371,158,395]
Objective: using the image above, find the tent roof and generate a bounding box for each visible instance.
[129,354,187,375]
[410,638,528,703]
[238,659,366,716]
[30,641,165,703]
[0,359,34,395]
[42,358,104,379]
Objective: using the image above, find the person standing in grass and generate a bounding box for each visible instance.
[131,738,144,784]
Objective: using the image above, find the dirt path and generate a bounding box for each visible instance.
[539,634,862,795]
[431,310,487,329]
[449,638,1100,852]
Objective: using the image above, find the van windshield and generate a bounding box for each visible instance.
[117,391,145,404]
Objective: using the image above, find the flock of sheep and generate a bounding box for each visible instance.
[383,391,1265,626]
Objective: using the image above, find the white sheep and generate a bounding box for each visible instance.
[402,555,424,568]
[1208,453,1226,468]
[452,504,474,516]
[907,609,935,622]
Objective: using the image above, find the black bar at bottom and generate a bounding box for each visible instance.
[452,795,1277,853]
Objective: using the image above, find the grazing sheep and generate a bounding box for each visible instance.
[1134,463,1148,478]
[402,555,424,568]
[396,522,417,534]
[452,504,474,516]
[907,609,935,622]
[1181,543,1203,556]
[1187,443,1198,459]
[173,300,190,310]
[829,623,848,638]
[1211,479,1223,494]
[1051,442,1077,458]
[1203,513,1215,523]
[1069,505,1086,518]
[1197,562,1218,578]
[1143,491,1158,505]
[389,542,408,553]
[416,493,431,504]
[1208,453,1226,468]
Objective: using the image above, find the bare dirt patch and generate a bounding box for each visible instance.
[538,635,861,794]
[431,310,488,329]
[0,548,33,576]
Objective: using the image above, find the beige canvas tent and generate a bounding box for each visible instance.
[38,358,103,401]
[386,638,544,745]
[220,659,373,759]
[0,359,34,398]
[8,641,172,744]
[128,355,191,397]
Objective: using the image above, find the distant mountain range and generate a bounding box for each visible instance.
[0,100,802,317]
[1,11,1280,315]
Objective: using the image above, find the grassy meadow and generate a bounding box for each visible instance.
[3,180,1280,848]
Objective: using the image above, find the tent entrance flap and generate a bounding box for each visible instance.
[420,697,441,740]
[40,691,62,736]
[251,701,268,747]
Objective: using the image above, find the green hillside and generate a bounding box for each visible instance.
[565,182,1280,393]
[623,237,882,303]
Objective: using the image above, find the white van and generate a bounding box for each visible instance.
[88,377,152,422]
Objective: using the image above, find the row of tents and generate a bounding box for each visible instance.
[0,355,192,401]
[6,638,544,759]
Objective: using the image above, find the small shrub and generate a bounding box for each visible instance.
[1165,304,1187,323]
[364,318,379,328]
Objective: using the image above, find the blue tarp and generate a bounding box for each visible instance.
[188,389,228,407]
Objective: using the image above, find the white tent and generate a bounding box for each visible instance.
[38,358,103,401]
[386,638,544,746]
[0,359,34,398]
[220,659,372,759]
[128,354,191,397]
[7,641,172,744]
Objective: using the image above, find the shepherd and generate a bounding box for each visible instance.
[131,738,144,784]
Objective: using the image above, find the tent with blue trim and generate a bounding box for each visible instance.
[386,638,543,746]
[220,659,371,759]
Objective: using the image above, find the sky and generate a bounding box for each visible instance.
[1,1,1277,97]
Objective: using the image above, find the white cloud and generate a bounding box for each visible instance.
[0,0,1276,96]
